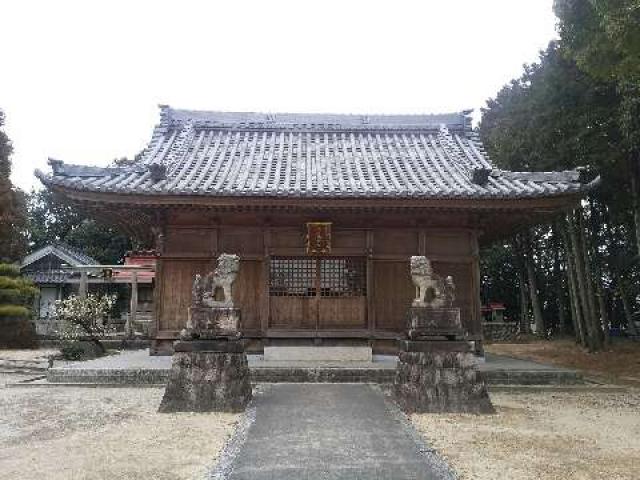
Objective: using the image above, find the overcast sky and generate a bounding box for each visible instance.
[1,0,557,191]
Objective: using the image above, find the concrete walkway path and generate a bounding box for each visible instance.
[215,384,455,480]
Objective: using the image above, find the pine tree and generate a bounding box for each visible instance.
[0,263,38,347]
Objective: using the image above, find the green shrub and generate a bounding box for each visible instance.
[0,264,38,348]
[0,264,20,278]
[60,342,86,360]
[0,263,38,319]
[0,276,21,290]
[0,305,30,317]
[0,277,39,296]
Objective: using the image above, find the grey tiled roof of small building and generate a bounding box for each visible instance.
[36,106,592,200]
[21,243,98,270]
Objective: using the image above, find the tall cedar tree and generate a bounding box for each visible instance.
[555,0,640,255]
[480,42,637,347]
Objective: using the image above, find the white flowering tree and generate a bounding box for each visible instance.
[53,293,117,355]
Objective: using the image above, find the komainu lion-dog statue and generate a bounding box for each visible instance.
[410,255,455,308]
[192,253,240,308]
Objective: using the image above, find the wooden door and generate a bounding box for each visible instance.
[269,257,318,330]
[268,256,367,332]
[317,257,367,329]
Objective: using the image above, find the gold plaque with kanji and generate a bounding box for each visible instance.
[306,222,332,255]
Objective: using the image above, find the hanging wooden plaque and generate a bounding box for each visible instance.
[306,222,332,255]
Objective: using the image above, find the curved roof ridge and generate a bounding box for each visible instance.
[158,104,471,130]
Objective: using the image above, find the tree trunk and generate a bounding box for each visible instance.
[586,201,610,347]
[523,231,545,337]
[596,284,611,348]
[620,284,639,337]
[580,211,605,349]
[514,236,530,334]
[525,256,545,337]
[567,213,598,351]
[579,207,604,349]
[561,223,586,346]
[552,230,567,335]
[557,291,567,336]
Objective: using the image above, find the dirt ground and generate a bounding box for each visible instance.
[0,375,238,480]
[413,389,640,480]
[485,338,640,385]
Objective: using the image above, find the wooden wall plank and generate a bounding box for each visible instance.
[374,230,419,255]
[372,261,414,331]
[425,232,472,256]
[234,259,263,332]
[158,259,210,331]
[165,228,213,255]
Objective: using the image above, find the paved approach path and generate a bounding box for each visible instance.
[217,384,455,480]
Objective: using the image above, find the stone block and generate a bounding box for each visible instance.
[158,341,251,413]
[395,341,494,414]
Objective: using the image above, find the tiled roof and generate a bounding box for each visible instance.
[23,271,72,284]
[21,243,98,269]
[36,106,595,200]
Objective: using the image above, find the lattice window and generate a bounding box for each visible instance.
[269,257,367,297]
[269,257,316,297]
[320,257,366,297]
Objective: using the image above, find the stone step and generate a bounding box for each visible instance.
[45,363,583,386]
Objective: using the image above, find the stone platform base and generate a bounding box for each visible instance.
[158,340,251,413]
[394,341,495,414]
[264,345,372,362]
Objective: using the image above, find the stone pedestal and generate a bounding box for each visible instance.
[394,340,494,414]
[186,307,241,339]
[407,306,463,339]
[158,339,252,413]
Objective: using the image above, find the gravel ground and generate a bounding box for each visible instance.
[413,390,640,480]
[0,349,59,362]
[0,375,238,480]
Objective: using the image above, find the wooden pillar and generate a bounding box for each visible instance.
[79,271,88,298]
[366,230,375,334]
[127,271,138,338]
[261,227,271,335]
[470,231,484,355]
